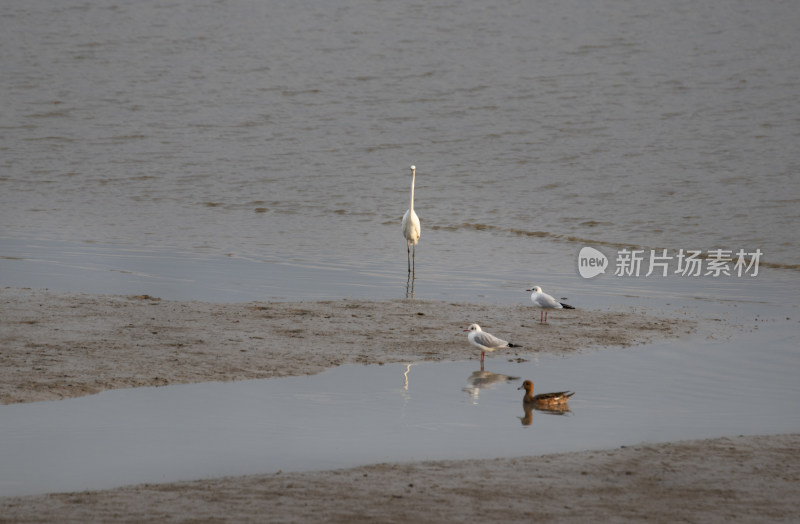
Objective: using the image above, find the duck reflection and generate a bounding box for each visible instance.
[462,370,520,403]
[519,402,572,425]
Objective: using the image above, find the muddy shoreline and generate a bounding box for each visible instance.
[1,288,689,405]
[3,288,797,522]
[3,434,798,523]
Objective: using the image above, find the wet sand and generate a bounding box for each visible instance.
[3,434,797,523]
[2,288,797,522]
[0,288,690,405]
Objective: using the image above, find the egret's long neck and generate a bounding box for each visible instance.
[409,169,416,211]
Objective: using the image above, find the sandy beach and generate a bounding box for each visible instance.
[1,287,797,522]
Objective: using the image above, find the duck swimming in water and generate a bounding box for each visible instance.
[518,379,574,405]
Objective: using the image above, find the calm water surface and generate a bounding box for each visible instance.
[1,316,798,497]
[2,0,799,282]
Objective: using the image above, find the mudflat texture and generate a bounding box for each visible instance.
[0,288,690,404]
[2,434,798,523]
[7,288,791,523]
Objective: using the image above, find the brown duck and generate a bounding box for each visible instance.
[518,379,575,405]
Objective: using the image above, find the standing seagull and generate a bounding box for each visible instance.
[526,285,575,323]
[464,323,521,368]
[401,165,421,274]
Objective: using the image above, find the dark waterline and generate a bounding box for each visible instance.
[1,237,796,311]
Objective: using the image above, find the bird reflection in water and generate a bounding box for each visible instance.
[399,362,418,413]
[403,363,415,391]
[462,370,520,404]
[519,401,572,426]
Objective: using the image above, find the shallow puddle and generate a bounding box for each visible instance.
[1,321,798,497]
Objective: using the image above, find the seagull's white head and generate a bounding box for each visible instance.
[464,323,482,333]
[526,285,543,293]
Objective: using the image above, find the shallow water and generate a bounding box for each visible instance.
[1,236,796,308]
[1,0,799,277]
[1,317,797,498]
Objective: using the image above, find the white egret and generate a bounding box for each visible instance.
[401,165,421,274]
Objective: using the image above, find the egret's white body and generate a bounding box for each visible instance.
[526,285,575,323]
[464,323,520,367]
[402,165,421,272]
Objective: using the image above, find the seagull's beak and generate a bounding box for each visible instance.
[526,288,533,292]
[463,329,469,332]
[517,385,523,390]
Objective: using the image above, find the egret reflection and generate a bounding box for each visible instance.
[403,363,416,391]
